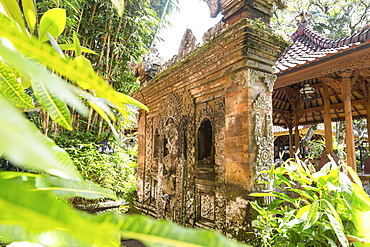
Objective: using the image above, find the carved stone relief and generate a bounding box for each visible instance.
[200,193,215,221]
[253,93,272,110]
[252,93,273,191]
[231,69,276,92]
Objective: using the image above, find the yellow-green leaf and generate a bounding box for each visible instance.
[39,8,66,42]
[114,91,149,112]
[32,79,72,130]
[0,95,81,180]
[0,14,128,116]
[73,32,82,57]
[21,0,36,32]
[0,61,34,108]
[73,56,94,89]
[0,0,26,31]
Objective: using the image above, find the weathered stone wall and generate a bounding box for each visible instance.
[132,17,286,240]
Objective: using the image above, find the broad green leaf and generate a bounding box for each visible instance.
[0,0,25,31]
[110,0,125,17]
[325,212,349,247]
[352,208,370,246]
[114,91,149,112]
[351,183,370,211]
[35,175,117,200]
[0,94,81,180]
[0,172,117,200]
[322,199,343,227]
[0,178,119,246]
[59,44,97,54]
[73,32,82,57]
[32,78,72,130]
[0,36,89,117]
[0,15,128,113]
[104,213,249,247]
[296,204,311,218]
[303,200,319,230]
[73,55,95,89]
[39,8,66,42]
[344,165,363,188]
[339,172,353,204]
[21,0,36,32]
[0,60,34,108]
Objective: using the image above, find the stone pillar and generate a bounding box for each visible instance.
[136,110,146,202]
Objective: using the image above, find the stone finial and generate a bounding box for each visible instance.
[202,0,222,18]
[177,29,197,61]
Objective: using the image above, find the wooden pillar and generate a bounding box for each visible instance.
[342,77,356,170]
[366,86,370,153]
[323,84,334,154]
[294,111,300,155]
[288,125,294,158]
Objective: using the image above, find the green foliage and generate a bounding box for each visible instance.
[0,0,248,246]
[271,0,370,41]
[249,159,370,247]
[56,133,137,202]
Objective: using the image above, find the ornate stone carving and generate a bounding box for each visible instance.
[253,93,272,110]
[202,0,221,18]
[231,69,259,88]
[263,74,277,92]
[200,193,215,220]
[253,112,273,189]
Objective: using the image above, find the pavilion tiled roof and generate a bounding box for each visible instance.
[275,25,370,74]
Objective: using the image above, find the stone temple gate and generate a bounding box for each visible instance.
[132,0,287,240]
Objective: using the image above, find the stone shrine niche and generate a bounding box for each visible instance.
[192,100,226,228]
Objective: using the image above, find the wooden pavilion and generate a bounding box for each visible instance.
[273,13,370,171]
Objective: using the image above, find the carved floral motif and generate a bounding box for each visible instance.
[253,93,272,110]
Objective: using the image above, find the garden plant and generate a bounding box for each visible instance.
[0,0,248,246]
[249,158,370,247]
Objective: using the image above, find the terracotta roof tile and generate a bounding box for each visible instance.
[275,25,370,74]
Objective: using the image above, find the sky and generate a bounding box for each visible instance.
[155,0,222,61]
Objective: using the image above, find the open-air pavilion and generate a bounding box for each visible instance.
[273,14,370,174]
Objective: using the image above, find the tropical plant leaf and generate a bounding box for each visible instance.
[0,0,25,30]
[0,178,119,246]
[114,91,149,112]
[296,204,311,219]
[0,14,144,114]
[351,183,370,211]
[110,0,125,16]
[302,200,319,230]
[0,94,81,180]
[325,212,349,247]
[21,0,36,32]
[73,31,82,57]
[59,44,97,54]
[0,172,117,200]
[0,60,34,108]
[103,213,250,247]
[344,165,363,188]
[352,208,370,246]
[32,78,72,130]
[39,8,66,42]
[0,36,89,117]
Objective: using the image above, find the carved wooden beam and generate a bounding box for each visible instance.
[281,87,302,110]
